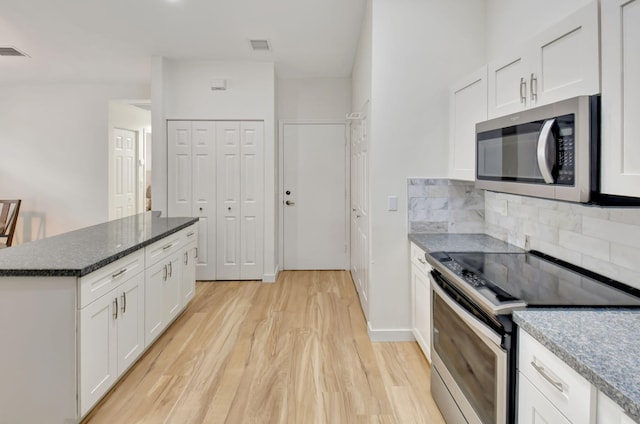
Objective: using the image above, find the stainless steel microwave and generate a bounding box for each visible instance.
[475,95,597,203]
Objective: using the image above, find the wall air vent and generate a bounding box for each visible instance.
[249,39,270,51]
[0,46,28,57]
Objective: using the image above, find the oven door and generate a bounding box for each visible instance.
[430,273,507,424]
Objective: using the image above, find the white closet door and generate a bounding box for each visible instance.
[240,122,264,280]
[216,122,241,280]
[191,121,216,280]
[167,121,192,217]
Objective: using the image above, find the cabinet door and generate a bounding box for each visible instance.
[411,263,431,362]
[597,390,637,424]
[182,243,197,305]
[487,51,530,118]
[601,0,640,198]
[216,122,241,280]
[530,0,599,107]
[449,66,487,181]
[164,254,183,323]
[239,121,264,280]
[116,272,145,375]
[79,291,118,416]
[144,260,166,346]
[167,121,192,217]
[518,372,571,424]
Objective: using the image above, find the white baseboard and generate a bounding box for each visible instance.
[262,265,280,283]
[367,322,416,342]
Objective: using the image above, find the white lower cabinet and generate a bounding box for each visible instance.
[410,242,432,362]
[80,223,198,418]
[597,391,637,424]
[518,372,571,424]
[182,242,197,304]
[79,271,145,416]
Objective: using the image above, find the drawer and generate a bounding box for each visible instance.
[518,329,596,424]
[79,249,144,308]
[145,229,184,266]
[182,224,198,245]
[410,242,431,274]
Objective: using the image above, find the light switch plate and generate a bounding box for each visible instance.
[388,195,398,211]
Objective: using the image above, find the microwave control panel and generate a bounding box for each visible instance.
[556,117,575,185]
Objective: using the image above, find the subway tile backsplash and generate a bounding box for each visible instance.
[484,191,640,290]
[407,179,484,234]
[407,178,640,288]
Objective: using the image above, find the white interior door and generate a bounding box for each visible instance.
[191,121,216,280]
[216,122,241,280]
[283,123,347,270]
[239,122,264,280]
[113,128,138,219]
[349,113,369,318]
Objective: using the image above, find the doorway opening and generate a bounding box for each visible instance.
[108,100,152,220]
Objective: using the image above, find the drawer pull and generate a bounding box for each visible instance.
[187,231,195,237]
[417,257,427,265]
[531,360,564,392]
[111,268,127,279]
[163,243,174,251]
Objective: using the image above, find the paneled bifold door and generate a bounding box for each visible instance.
[167,120,264,281]
[216,122,264,280]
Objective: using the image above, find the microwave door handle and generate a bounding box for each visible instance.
[537,118,556,184]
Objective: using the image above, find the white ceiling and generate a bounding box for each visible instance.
[0,0,366,84]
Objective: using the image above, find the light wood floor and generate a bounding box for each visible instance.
[83,270,446,424]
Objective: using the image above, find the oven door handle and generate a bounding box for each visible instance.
[431,275,503,347]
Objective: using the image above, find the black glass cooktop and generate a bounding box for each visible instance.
[430,250,640,309]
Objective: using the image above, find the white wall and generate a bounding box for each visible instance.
[351,0,372,114]
[151,59,278,280]
[277,78,351,120]
[0,83,149,243]
[485,0,592,60]
[365,0,486,335]
[108,101,151,218]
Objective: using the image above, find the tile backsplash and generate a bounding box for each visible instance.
[408,179,484,234]
[485,191,640,290]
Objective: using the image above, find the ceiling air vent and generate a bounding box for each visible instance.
[249,39,270,51]
[0,46,28,57]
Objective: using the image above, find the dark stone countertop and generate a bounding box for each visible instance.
[0,212,198,277]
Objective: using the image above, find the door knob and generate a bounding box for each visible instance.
[285,200,295,206]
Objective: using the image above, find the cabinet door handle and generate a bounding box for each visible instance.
[168,262,173,278]
[530,360,564,392]
[530,73,537,101]
[121,292,127,314]
[520,77,527,104]
[113,297,118,320]
[184,251,189,265]
[163,264,167,281]
[112,268,127,279]
[195,247,198,259]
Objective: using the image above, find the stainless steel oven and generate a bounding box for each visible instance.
[430,271,510,424]
[427,250,640,424]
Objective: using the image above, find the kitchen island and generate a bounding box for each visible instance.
[0,212,198,423]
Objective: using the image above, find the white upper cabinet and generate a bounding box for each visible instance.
[449,65,487,181]
[600,0,640,198]
[488,0,600,118]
